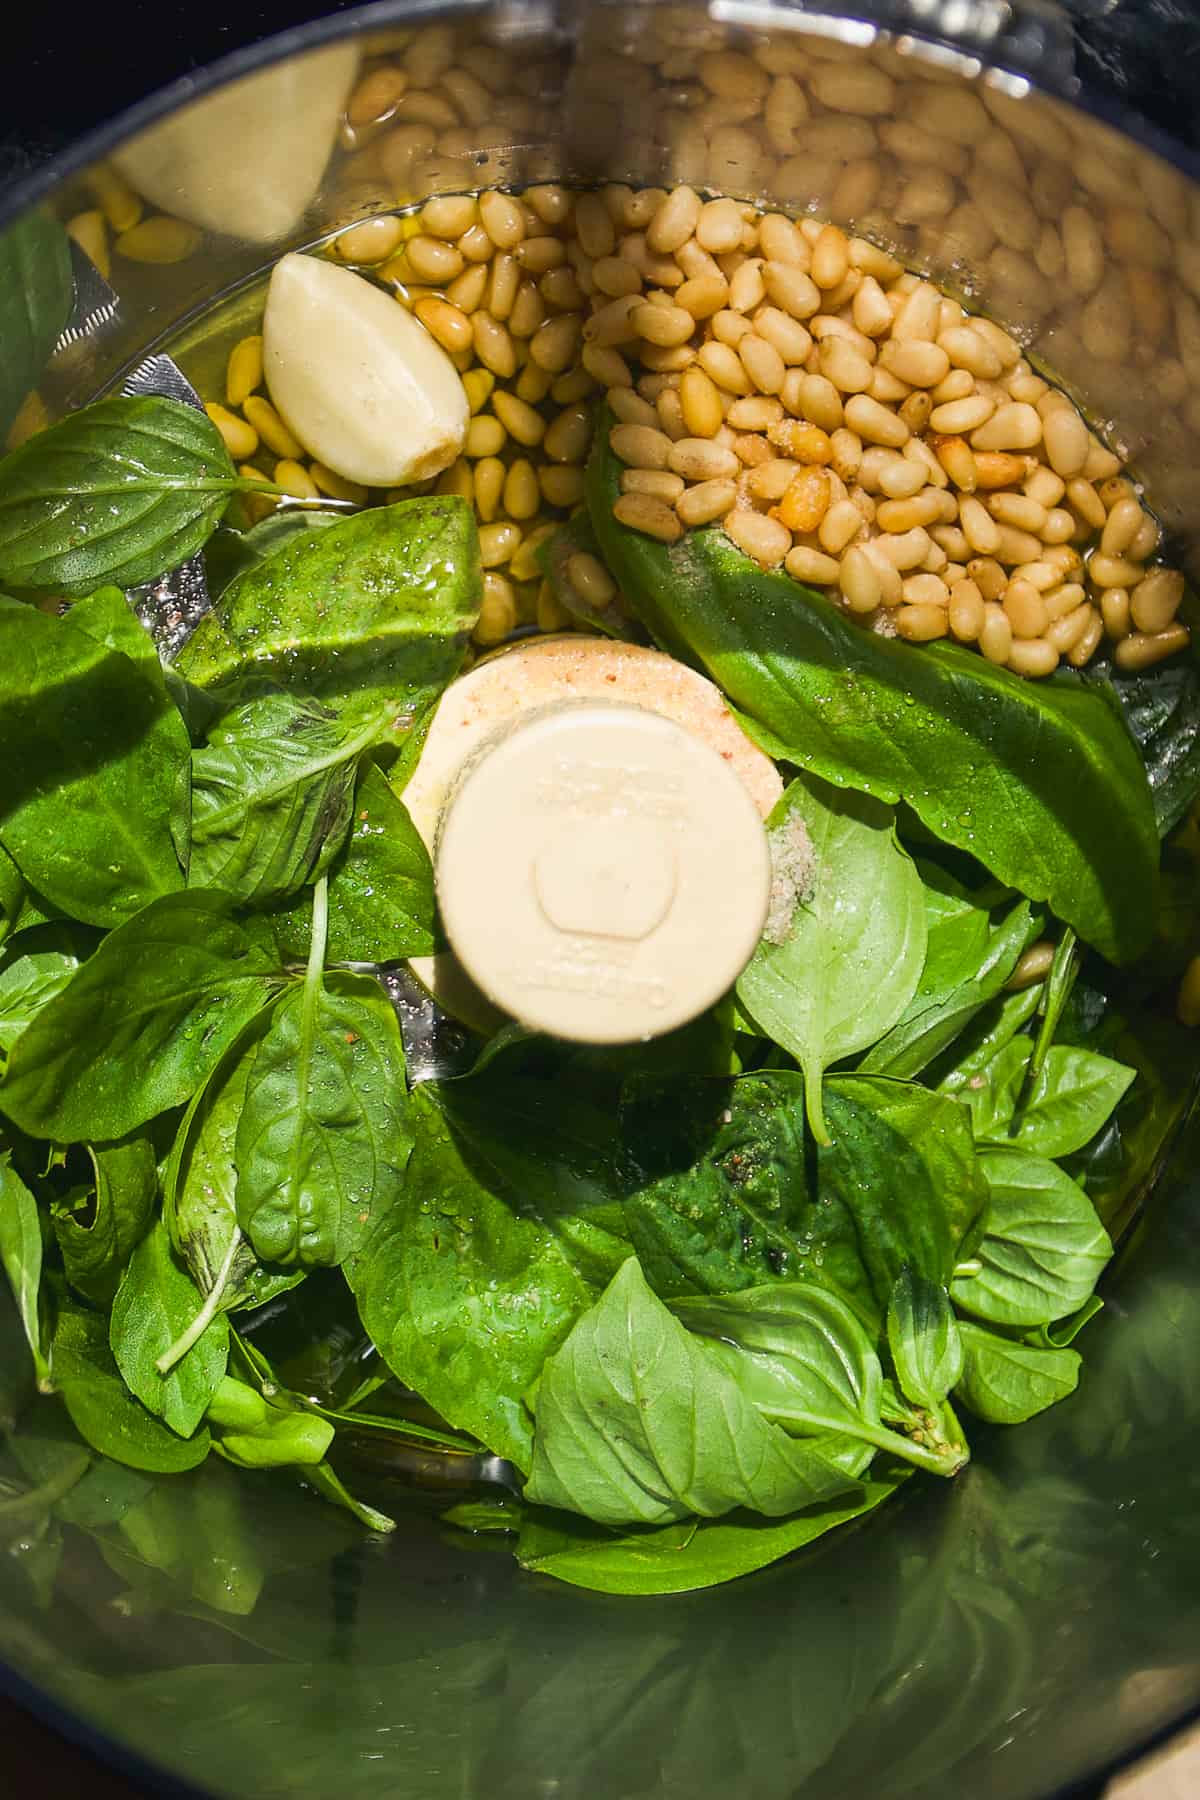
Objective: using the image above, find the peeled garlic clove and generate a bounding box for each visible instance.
[262,253,469,487]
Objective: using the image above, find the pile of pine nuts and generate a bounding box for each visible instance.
[591,185,1189,675]
[204,171,1190,677]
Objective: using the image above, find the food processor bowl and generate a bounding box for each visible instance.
[2,3,1199,1794]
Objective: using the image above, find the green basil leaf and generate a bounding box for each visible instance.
[621,1070,985,1329]
[954,1035,1033,1143]
[176,497,480,737]
[0,591,189,925]
[6,1409,154,1528]
[677,1281,966,1476]
[204,511,342,601]
[934,984,1043,1096]
[110,1219,229,1437]
[0,893,284,1142]
[950,1148,1112,1328]
[234,970,409,1268]
[266,763,436,964]
[954,1321,1081,1424]
[587,419,1159,964]
[1078,647,1200,837]
[189,691,366,906]
[52,1133,157,1306]
[0,209,74,443]
[51,1295,210,1473]
[735,775,926,1142]
[1011,1046,1137,1158]
[526,1259,862,1526]
[346,1076,629,1471]
[1027,1293,1104,1349]
[0,845,25,948]
[515,1470,906,1595]
[536,514,641,641]
[0,397,242,595]
[0,947,79,1056]
[886,1267,964,1409]
[861,896,1040,1079]
[0,1153,49,1384]
[164,1032,304,1316]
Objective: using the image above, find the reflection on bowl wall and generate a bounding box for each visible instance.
[2,4,1200,1796]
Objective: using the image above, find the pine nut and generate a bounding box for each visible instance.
[747,459,800,503]
[698,340,753,396]
[406,234,464,283]
[226,335,264,409]
[462,368,495,415]
[820,337,874,395]
[116,216,200,264]
[787,372,843,433]
[243,396,305,460]
[478,521,522,567]
[520,235,567,275]
[561,552,614,611]
[311,462,368,505]
[871,527,932,571]
[990,492,1048,535]
[973,452,1029,489]
[929,394,994,435]
[486,252,521,322]
[622,469,685,502]
[613,492,682,542]
[958,495,1001,555]
[487,392,542,449]
[668,438,740,481]
[785,544,841,585]
[712,309,753,347]
[478,189,525,251]
[1113,626,1189,670]
[722,508,789,568]
[1043,581,1087,620]
[633,302,695,349]
[979,605,1014,664]
[763,262,821,319]
[897,603,948,641]
[754,309,813,366]
[878,491,943,532]
[610,422,673,470]
[994,524,1045,566]
[830,429,863,483]
[414,296,472,354]
[1101,496,1147,558]
[771,467,829,532]
[1045,603,1095,654]
[474,570,518,645]
[1101,588,1131,638]
[970,403,1043,452]
[839,545,882,613]
[473,457,505,521]
[274,458,319,499]
[1130,567,1185,633]
[769,419,833,463]
[948,578,985,641]
[1003,580,1048,639]
[205,403,258,462]
[503,460,540,521]
[676,479,738,526]
[447,264,488,311]
[1007,638,1059,677]
[537,578,573,634]
[818,498,863,554]
[727,396,784,431]
[465,415,505,459]
[421,194,477,239]
[740,333,786,395]
[1089,552,1146,589]
[543,405,591,465]
[1065,478,1107,530]
[878,458,927,500]
[844,394,908,448]
[471,313,516,378]
[902,572,950,607]
[542,464,586,509]
[882,340,950,388]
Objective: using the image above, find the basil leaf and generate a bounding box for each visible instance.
[110,1219,229,1437]
[52,1134,157,1306]
[1079,647,1200,837]
[189,691,367,906]
[204,511,342,601]
[346,1076,629,1471]
[736,775,926,1142]
[0,845,24,948]
[934,984,1043,1096]
[951,1148,1112,1328]
[0,592,189,926]
[266,764,437,964]
[0,893,284,1142]
[526,1259,861,1526]
[587,419,1159,964]
[234,970,409,1268]
[516,1471,906,1595]
[0,947,79,1056]
[861,895,1040,1079]
[0,1153,49,1384]
[51,1295,210,1473]
[0,209,74,443]
[955,1321,1081,1424]
[953,1035,1032,1143]
[886,1267,963,1409]
[0,397,243,595]
[164,1033,304,1316]
[621,1070,985,1329]
[959,1036,1136,1158]
[177,497,480,737]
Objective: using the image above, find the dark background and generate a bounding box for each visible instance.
[1,0,1199,1791]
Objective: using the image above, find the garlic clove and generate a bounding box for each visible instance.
[261,253,469,488]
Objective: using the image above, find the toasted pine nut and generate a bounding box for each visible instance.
[774,466,831,532]
[748,459,800,503]
[973,452,1029,489]
[877,491,942,533]
[414,296,473,354]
